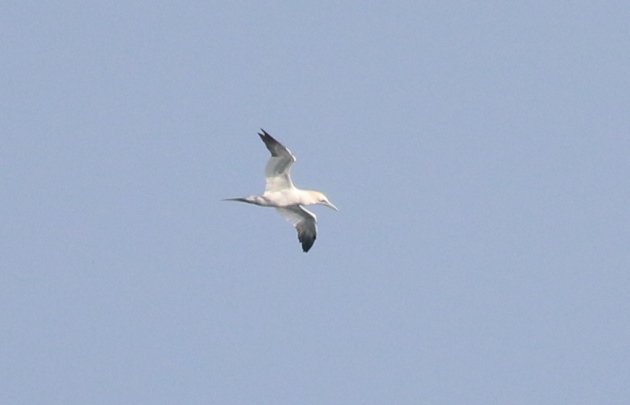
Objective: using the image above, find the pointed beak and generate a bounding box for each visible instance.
[324,201,339,211]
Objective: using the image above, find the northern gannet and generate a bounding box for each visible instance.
[225,129,337,252]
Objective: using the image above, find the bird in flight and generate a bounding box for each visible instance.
[225,129,338,252]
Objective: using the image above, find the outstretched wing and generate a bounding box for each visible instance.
[276,205,318,252]
[258,129,296,192]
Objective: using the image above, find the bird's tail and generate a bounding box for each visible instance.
[222,196,265,205]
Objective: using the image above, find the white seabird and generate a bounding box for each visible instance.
[225,129,338,252]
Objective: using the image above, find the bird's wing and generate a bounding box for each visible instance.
[258,129,296,192]
[276,205,318,252]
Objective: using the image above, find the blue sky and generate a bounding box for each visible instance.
[2,2,630,404]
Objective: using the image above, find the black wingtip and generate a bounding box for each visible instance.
[257,129,283,153]
[299,234,316,252]
[258,129,270,144]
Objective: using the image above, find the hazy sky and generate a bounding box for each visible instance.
[2,2,630,404]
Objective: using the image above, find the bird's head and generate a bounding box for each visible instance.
[309,191,338,211]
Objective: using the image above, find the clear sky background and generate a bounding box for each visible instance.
[2,2,630,404]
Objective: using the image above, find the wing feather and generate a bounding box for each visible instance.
[276,205,318,252]
[258,129,296,192]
